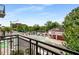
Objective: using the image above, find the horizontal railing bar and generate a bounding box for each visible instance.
[31,42,60,55]
[0,37,17,40]
[19,35,36,41]
[19,37,30,42]
[0,34,79,55]
[38,45,60,55]
[0,35,17,37]
[19,35,79,55]
[19,37,60,55]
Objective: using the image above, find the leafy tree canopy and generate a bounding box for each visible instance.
[64,7,79,51]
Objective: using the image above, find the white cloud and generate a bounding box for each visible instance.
[8,5,45,15]
[0,5,46,26]
[0,5,64,26]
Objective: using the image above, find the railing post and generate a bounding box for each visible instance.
[3,31,5,55]
[29,39,31,55]
[10,36,13,55]
[7,36,13,54]
[17,35,19,54]
[36,41,38,55]
[0,37,1,55]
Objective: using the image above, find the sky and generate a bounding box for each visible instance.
[0,4,79,26]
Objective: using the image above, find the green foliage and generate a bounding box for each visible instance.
[13,24,28,32]
[45,21,60,31]
[39,26,47,32]
[64,7,79,51]
[11,21,61,32]
[10,21,61,32]
[45,21,53,31]
[28,26,33,32]
[33,24,40,31]
[0,27,12,32]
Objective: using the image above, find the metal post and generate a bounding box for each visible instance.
[29,39,31,55]
[3,31,5,55]
[17,35,19,54]
[4,37,5,55]
[36,41,38,55]
[10,37,13,55]
[0,37,1,55]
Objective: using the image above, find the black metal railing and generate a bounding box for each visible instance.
[0,35,79,55]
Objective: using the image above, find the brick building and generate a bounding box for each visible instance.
[48,28,64,41]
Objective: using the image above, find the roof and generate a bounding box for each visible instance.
[49,28,64,32]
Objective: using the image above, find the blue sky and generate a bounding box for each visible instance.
[0,4,79,26]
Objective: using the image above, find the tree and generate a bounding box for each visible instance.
[12,23,28,32]
[53,22,60,28]
[45,21,53,31]
[22,24,28,32]
[28,26,33,32]
[45,21,60,31]
[33,24,40,32]
[64,7,79,51]
[0,26,12,33]
[39,26,47,32]
[16,24,23,32]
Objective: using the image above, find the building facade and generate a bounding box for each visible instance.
[48,28,64,41]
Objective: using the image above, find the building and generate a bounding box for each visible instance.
[48,28,64,41]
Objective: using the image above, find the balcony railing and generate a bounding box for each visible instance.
[0,35,79,55]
